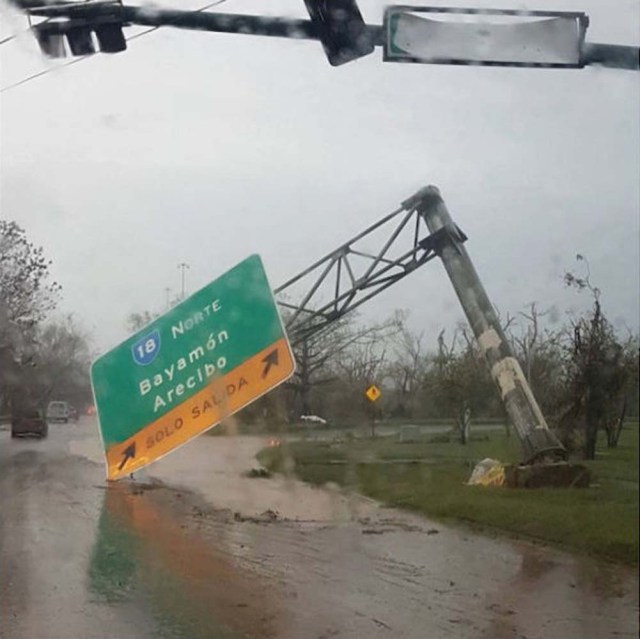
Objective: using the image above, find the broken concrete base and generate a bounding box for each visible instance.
[504,462,591,489]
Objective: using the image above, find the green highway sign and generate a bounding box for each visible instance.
[91,254,295,480]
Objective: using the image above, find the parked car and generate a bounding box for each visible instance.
[11,409,48,438]
[47,401,70,423]
[300,415,329,428]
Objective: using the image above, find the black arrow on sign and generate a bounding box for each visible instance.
[261,348,279,378]
[118,442,136,471]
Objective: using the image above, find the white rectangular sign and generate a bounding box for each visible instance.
[384,7,588,68]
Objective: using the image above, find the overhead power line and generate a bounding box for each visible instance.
[0,0,228,93]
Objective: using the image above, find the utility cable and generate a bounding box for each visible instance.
[1,0,228,93]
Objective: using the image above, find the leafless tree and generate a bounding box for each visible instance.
[428,327,482,443]
[125,310,159,333]
[384,311,427,417]
[287,312,399,419]
[507,303,566,420]
[30,316,94,408]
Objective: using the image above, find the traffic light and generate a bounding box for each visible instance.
[67,25,96,56]
[95,23,126,53]
[303,0,374,66]
[33,25,66,58]
[33,19,126,58]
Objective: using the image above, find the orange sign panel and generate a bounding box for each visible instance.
[105,338,294,480]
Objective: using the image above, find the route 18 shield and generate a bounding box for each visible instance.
[131,329,161,366]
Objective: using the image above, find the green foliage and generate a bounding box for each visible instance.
[0,220,61,328]
[1,221,62,412]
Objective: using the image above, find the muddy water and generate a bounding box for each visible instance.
[66,424,639,639]
[72,428,378,522]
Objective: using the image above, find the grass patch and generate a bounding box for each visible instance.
[258,423,639,565]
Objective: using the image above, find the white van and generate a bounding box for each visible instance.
[47,401,70,423]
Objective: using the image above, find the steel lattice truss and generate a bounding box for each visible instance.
[275,198,466,346]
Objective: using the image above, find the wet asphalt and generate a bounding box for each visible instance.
[1,418,638,639]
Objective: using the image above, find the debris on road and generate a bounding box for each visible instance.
[244,467,272,478]
[233,509,280,524]
[361,528,388,535]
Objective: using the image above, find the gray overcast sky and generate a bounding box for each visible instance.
[1,0,638,352]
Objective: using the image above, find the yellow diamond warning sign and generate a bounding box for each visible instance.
[365,385,381,402]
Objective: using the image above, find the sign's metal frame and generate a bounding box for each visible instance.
[383,5,589,68]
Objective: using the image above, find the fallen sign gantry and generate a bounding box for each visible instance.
[277,185,589,484]
[405,186,566,464]
[278,185,565,462]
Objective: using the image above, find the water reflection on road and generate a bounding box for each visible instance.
[88,482,284,639]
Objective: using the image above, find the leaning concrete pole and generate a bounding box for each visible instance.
[406,186,565,463]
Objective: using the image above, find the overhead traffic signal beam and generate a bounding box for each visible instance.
[15,1,638,69]
[19,0,380,65]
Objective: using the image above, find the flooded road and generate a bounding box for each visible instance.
[1,418,638,639]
